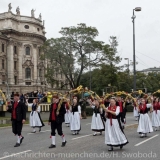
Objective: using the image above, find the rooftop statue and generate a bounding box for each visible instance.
[31,9,36,17]
[39,13,42,20]
[16,6,20,15]
[8,3,12,12]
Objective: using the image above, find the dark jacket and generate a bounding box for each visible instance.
[7,101,26,121]
[48,102,66,123]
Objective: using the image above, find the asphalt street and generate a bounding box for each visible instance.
[0,112,159,160]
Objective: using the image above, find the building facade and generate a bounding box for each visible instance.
[0,6,46,96]
[138,67,160,75]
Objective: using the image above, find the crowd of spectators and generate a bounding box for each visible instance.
[10,91,47,104]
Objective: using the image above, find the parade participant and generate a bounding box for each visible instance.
[137,98,153,138]
[6,93,26,147]
[70,96,82,135]
[64,99,71,127]
[116,96,125,129]
[104,98,110,107]
[133,98,139,121]
[105,98,128,151]
[80,87,90,119]
[152,97,160,131]
[27,99,45,133]
[48,93,67,148]
[90,99,105,136]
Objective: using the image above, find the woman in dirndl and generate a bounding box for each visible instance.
[90,99,105,136]
[137,98,153,137]
[105,98,128,151]
[152,97,160,131]
[133,98,139,121]
[70,97,82,135]
[64,99,71,127]
[27,99,45,133]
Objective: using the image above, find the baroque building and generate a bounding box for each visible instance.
[0,5,46,95]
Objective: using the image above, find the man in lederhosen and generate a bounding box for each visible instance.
[48,93,67,148]
[6,93,26,147]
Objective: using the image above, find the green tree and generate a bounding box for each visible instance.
[80,64,121,95]
[42,23,117,89]
[80,36,121,94]
[145,72,160,92]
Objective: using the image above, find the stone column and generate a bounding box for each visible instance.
[7,41,14,85]
[18,42,23,85]
[32,44,38,85]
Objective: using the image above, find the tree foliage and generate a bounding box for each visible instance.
[81,68,160,95]
[42,23,120,88]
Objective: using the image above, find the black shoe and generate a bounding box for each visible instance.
[108,147,113,151]
[31,131,36,133]
[61,141,67,147]
[120,145,123,149]
[49,144,56,148]
[39,127,41,132]
[20,136,24,144]
[14,143,20,147]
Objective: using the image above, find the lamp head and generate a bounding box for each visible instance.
[134,7,141,11]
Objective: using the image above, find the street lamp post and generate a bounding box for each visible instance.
[131,7,141,91]
[89,52,92,90]
[124,58,129,74]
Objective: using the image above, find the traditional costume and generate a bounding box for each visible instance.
[152,101,160,131]
[133,101,139,121]
[116,100,126,128]
[64,102,71,127]
[80,90,90,119]
[105,105,128,151]
[70,101,81,135]
[28,102,45,133]
[48,94,67,148]
[137,103,153,137]
[7,94,26,147]
[91,105,105,136]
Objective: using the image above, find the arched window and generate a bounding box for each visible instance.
[25,68,31,79]
[26,47,30,55]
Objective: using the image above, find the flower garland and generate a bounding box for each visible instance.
[0,90,7,107]
[131,90,146,98]
[153,90,160,98]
